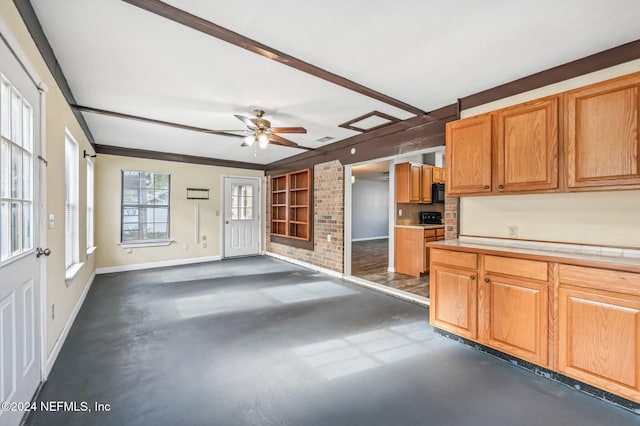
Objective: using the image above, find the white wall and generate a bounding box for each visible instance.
[459,59,640,249]
[352,178,389,240]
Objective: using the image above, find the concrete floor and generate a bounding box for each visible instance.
[27,256,638,426]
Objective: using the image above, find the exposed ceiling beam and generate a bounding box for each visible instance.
[121,0,427,116]
[95,144,266,170]
[72,104,315,151]
[70,104,245,138]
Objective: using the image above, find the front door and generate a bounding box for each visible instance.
[0,38,42,426]
[223,177,260,257]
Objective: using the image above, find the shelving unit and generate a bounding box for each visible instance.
[270,169,311,240]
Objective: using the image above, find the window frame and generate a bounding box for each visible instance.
[120,170,171,244]
[0,75,34,264]
[86,159,94,253]
[65,130,79,270]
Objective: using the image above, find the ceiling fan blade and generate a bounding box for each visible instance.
[234,114,257,129]
[271,127,307,134]
[269,134,300,148]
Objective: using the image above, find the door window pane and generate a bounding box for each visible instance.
[0,201,8,259]
[11,90,21,146]
[0,76,35,262]
[11,145,22,198]
[11,202,20,254]
[22,203,31,250]
[231,184,253,220]
[0,140,9,198]
[1,81,10,139]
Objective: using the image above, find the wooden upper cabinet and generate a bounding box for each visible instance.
[496,96,559,192]
[395,162,432,203]
[446,114,492,196]
[432,167,445,183]
[566,72,640,189]
[421,165,433,203]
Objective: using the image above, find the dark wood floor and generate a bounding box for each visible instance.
[351,238,429,298]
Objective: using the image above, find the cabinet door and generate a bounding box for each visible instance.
[430,265,478,340]
[421,165,432,202]
[410,163,422,202]
[496,96,559,192]
[395,227,423,277]
[446,114,492,195]
[432,167,445,183]
[480,275,548,366]
[566,72,640,189]
[558,286,640,402]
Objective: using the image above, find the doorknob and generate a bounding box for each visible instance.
[225,221,229,224]
[36,247,51,258]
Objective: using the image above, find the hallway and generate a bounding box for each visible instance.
[27,257,637,425]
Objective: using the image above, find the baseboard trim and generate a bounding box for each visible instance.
[342,275,430,307]
[45,271,95,376]
[352,236,389,242]
[265,252,343,278]
[95,255,222,274]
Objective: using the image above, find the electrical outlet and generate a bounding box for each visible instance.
[202,241,207,248]
[327,234,332,242]
[398,209,403,217]
[507,225,518,238]
[184,243,189,250]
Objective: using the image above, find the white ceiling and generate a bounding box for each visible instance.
[30,0,640,165]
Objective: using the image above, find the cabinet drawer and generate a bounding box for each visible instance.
[484,256,548,282]
[559,264,640,296]
[431,249,477,270]
[436,228,445,237]
[424,229,436,238]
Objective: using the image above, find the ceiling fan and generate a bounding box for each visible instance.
[229,109,307,149]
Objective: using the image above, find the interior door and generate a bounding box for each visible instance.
[0,38,42,426]
[223,177,260,257]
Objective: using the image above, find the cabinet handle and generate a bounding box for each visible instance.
[483,185,489,190]
[484,278,490,283]
[469,275,475,280]
[498,184,504,190]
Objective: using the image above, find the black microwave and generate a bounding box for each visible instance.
[432,183,445,204]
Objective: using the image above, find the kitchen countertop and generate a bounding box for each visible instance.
[395,224,445,230]
[427,237,640,273]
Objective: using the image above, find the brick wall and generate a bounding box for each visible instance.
[444,196,459,240]
[267,160,344,273]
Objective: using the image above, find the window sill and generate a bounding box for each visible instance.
[65,262,84,285]
[119,240,174,249]
[87,246,97,256]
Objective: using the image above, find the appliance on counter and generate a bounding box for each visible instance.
[432,183,445,204]
[419,211,442,224]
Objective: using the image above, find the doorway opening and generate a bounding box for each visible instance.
[345,148,445,302]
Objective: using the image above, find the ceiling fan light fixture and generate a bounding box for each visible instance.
[258,132,269,149]
[244,134,256,146]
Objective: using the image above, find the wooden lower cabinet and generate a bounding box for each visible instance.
[430,248,640,403]
[480,273,549,366]
[395,227,445,277]
[557,265,640,402]
[430,249,478,340]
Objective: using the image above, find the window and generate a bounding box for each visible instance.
[65,131,79,269]
[86,160,94,251]
[0,76,34,262]
[231,183,253,220]
[121,170,170,242]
